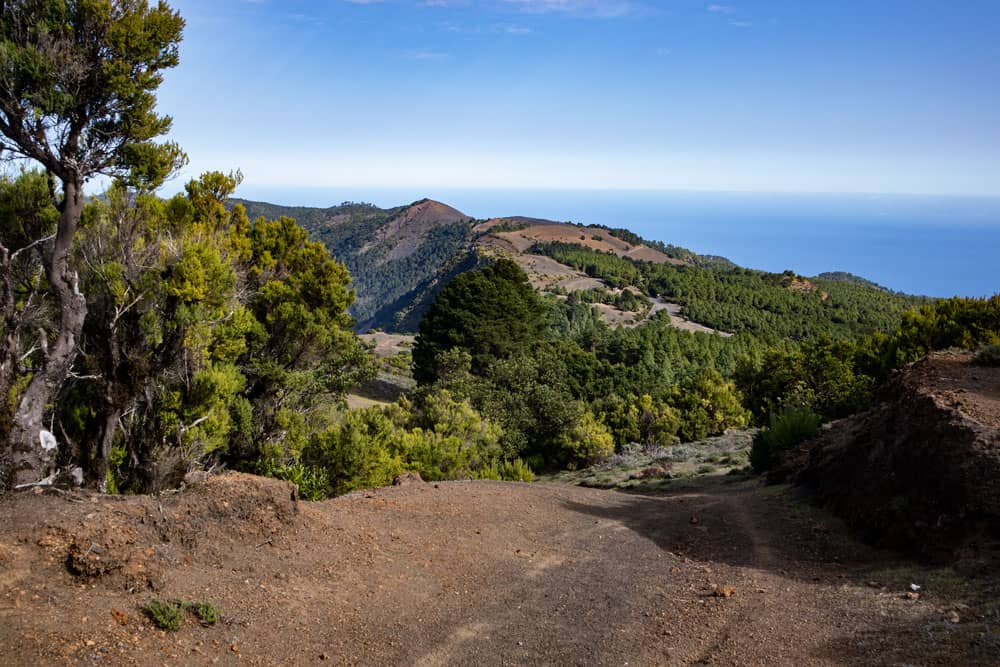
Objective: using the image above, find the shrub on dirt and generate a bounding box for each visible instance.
[971,345,1000,367]
[191,600,221,626]
[750,407,823,473]
[254,458,331,500]
[146,599,184,631]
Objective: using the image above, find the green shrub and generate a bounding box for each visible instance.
[191,600,220,626]
[499,458,535,482]
[473,458,534,482]
[558,411,615,469]
[972,344,1000,367]
[750,407,822,473]
[146,599,184,631]
[255,458,331,500]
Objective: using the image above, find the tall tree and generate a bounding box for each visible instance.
[412,259,547,384]
[0,0,185,487]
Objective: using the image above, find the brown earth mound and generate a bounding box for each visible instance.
[788,351,1000,565]
[1,473,298,594]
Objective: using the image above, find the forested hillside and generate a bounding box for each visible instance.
[235,198,478,331]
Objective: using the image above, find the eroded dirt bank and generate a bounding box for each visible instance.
[2,473,998,665]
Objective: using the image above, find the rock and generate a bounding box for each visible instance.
[393,472,424,486]
[630,464,672,480]
[903,591,920,601]
[713,585,736,598]
[183,469,210,486]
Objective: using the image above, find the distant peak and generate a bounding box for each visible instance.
[403,198,469,221]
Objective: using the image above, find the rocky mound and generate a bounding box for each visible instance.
[791,351,1000,564]
[0,473,298,593]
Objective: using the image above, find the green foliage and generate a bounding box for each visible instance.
[567,287,651,313]
[145,598,220,630]
[862,297,1000,376]
[972,345,1000,367]
[413,259,547,383]
[532,242,925,341]
[0,0,187,188]
[190,600,220,626]
[145,599,183,631]
[254,457,331,500]
[750,407,823,473]
[295,390,512,496]
[26,170,375,493]
[237,198,476,332]
[595,394,680,449]
[558,411,615,469]
[669,369,749,441]
[735,337,875,424]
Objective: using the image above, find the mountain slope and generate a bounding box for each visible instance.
[235,198,477,331]
[234,197,925,339]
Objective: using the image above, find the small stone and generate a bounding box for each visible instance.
[948,611,961,624]
[903,592,920,601]
[713,585,736,598]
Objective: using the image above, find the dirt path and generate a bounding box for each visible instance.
[0,476,995,665]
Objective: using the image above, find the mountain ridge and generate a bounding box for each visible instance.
[232,196,922,336]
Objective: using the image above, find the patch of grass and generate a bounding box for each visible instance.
[146,598,183,631]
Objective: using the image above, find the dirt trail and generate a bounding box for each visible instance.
[1,476,996,665]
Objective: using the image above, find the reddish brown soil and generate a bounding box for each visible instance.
[3,473,997,665]
[366,199,470,262]
[487,221,681,265]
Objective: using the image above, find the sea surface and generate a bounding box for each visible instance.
[237,186,1000,299]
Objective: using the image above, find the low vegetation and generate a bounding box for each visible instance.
[145,598,221,631]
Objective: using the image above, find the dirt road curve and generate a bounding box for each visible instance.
[1,477,994,665]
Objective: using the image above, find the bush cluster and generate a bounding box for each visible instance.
[749,407,823,473]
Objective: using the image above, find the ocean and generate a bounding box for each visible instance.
[236,186,1000,299]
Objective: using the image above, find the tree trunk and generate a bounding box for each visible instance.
[94,407,121,493]
[5,179,87,488]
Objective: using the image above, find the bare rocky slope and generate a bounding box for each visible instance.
[783,351,1000,566]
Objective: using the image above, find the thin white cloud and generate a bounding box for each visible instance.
[496,24,533,34]
[503,0,637,18]
[404,48,449,59]
[707,4,734,13]
[729,20,751,27]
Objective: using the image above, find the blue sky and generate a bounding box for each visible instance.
[157,0,1000,196]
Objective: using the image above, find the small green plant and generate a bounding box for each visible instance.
[499,458,535,482]
[191,600,221,626]
[750,407,822,473]
[146,598,184,631]
[971,344,1000,367]
[146,598,222,630]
